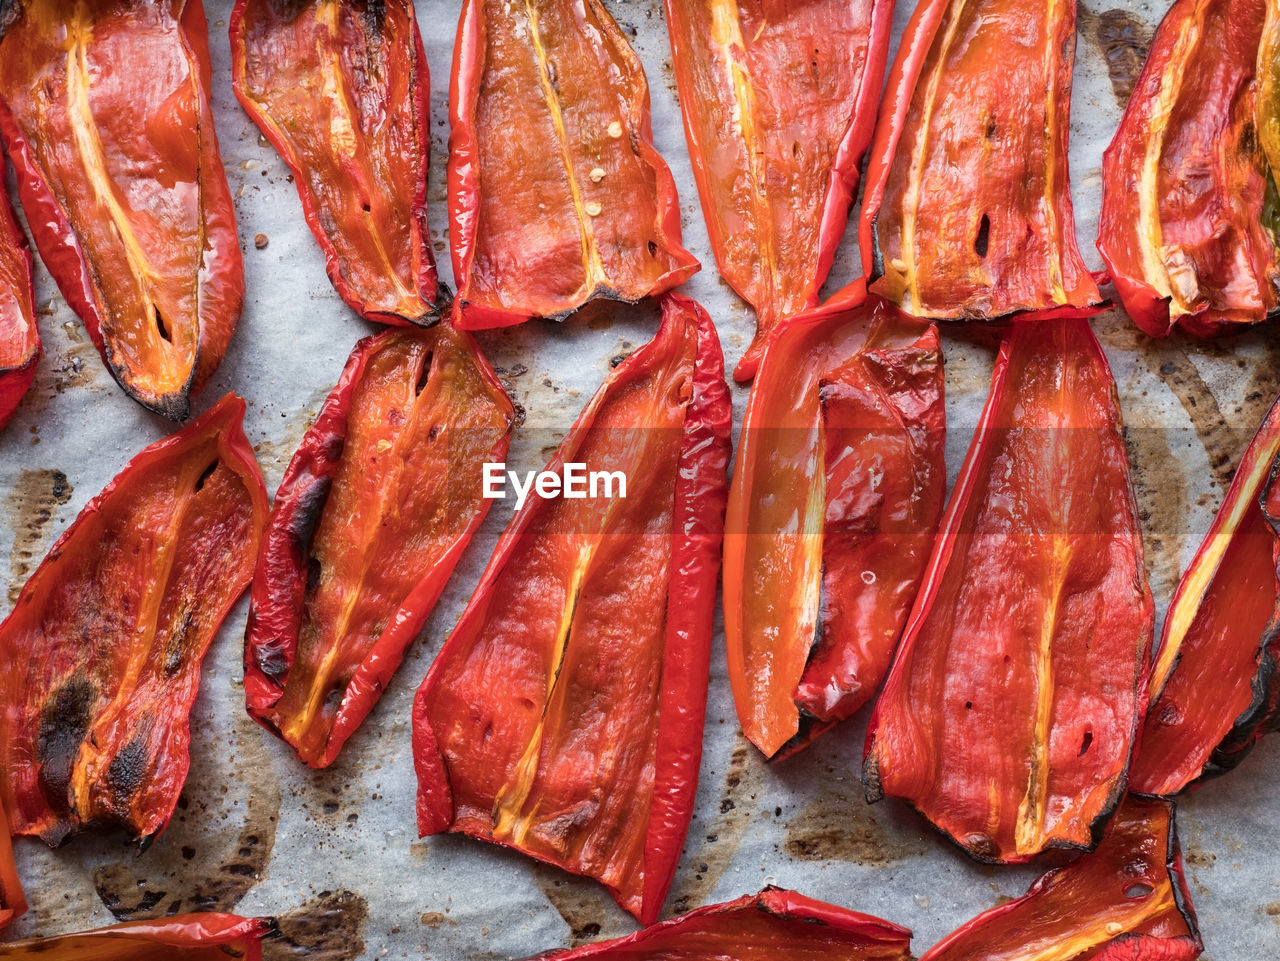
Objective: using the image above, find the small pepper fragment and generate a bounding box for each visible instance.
[724,284,945,759]
[231,0,440,326]
[1097,0,1280,337]
[1129,396,1280,796]
[413,293,731,924]
[244,323,515,768]
[522,887,912,960]
[0,184,39,433]
[0,0,243,420]
[865,318,1153,863]
[663,0,894,382]
[859,0,1101,321]
[920,797,1201,961]
[0,394,269,846]
[0,914,275,961]
[448,0,699,329]
[0,804,25,930]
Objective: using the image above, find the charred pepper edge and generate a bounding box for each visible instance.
[863,320,1151,863]
[446,0,698,331]
[228,0,442,328]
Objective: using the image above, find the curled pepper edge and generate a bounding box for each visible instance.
[412,291,731,926]
[446,0,699,331]
[861,317,1152,865]
[528,886,912,959]
[0,0,241,421]
[228,0,444,328]
[0,182,40,434]
[0,914,279,956]
[856,0,1106,323]
[244,323,514,769]
[917,798,1201,960]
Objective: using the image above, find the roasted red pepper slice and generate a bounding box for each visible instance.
[663,0,893,382]
[858,0,1101,321]
[724,285,945,759]
[1097,0,1280,337]
[0,914,275,961]
[919,798,1201,961]
[0,185,39,433]
[413,294,731,924]
[244,323,515,768]
[1129,397,1280,796]
[0,0,242,420]
[448,0,700,330]
[865,318,1153,863]
[231,0,440,326]
[521,888,911,960]
[0,394,269,846]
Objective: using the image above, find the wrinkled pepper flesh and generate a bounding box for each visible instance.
[0,914,275,961]
[0,185,39,433]
[866,318,1153,863]
[725,285,945,759]
[413,293,731,924]
[0,0,242,420]
[859,0,1101,321]
[920,797,1201,961]
[448,0,699,329]
[231,0,440,326]
[245,323,515,768]
[664,0,893,382]
[0,394,269,846]
[523,888,912,960]
[1098,0,1280,337]
[1130,396,1280,796]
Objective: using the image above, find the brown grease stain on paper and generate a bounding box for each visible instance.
[6,468,73,605]
[784,791,927,866]
[266,890,368,961]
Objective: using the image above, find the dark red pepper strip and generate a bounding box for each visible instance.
[413,293,731,924]
[865,318,1153,863]
[448,0,699,330]
[858,0,1102,321]
[1097,0,1279,337]
[524,887,911,960]
[231,0,440,326]
[723,282,945,759]
[0,182,39,433]
[0,803,25,930]
[663,0,894,383]
[244,322,515,768]
[1129,396,1280,795]
[0,0,242,420]
[0,393,269,846]
[0,914,276,961]
[919,798,1200,961]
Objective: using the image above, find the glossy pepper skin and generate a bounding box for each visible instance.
[1129,396,1280,796]
[663,0,893,382]
[0,185,39,432]
[448,0,700,330]
[526,888,912,960]
[0,805,25,929]
[865,318,1153,863]
[724,283,945,759]
[919,798,1201,961]
[244,323,515,768]
[1097,0,1280,337]
[413,294,731,925]
[859,0,1101,321]
[0,394,269,847]
[0,0,242,420]
[231,0,440,326]
[0,914,275,961]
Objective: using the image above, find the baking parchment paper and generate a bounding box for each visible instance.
[1,0,1278,957]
